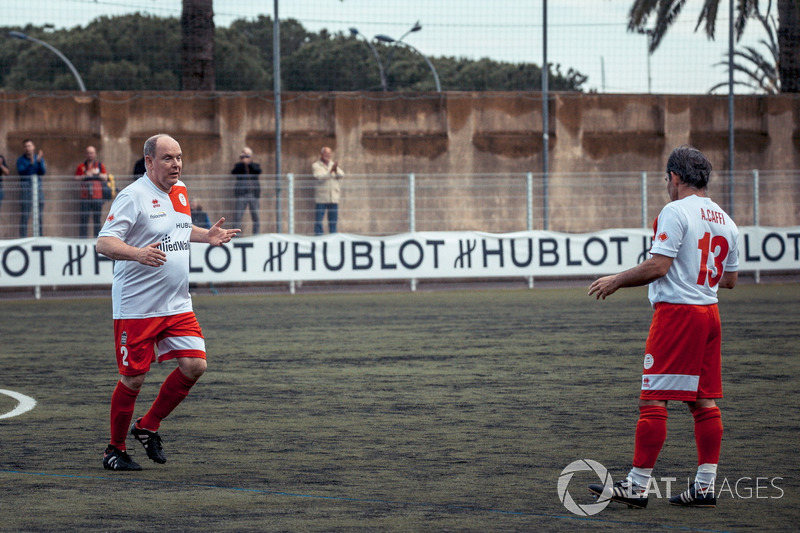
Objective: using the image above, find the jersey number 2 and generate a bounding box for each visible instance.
[120,346,129,367]
[696,232,729,287]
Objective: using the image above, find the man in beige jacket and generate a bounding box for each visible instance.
[311,146,344,235]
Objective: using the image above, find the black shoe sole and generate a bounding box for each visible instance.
[588,485,648,509]
[669,500,716,507]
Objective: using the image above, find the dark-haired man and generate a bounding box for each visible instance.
[587,145,739,509]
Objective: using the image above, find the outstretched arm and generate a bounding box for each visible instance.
[588,253,673,300]
[191,217,241,245]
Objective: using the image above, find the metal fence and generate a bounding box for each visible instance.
[0,170,797,240]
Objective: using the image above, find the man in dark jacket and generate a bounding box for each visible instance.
[16,139,46,237]
[231,146,261,235]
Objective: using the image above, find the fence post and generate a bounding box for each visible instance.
[409,173,416,291]
[32,174,41,300]
[753,169,760,284]
[408,173,416,233]
[526,172,533,231]
[526,172,534,289]
[641,171,648,228]
[287,173,295,235]
[543,170,549,231]
[287,173,296,294]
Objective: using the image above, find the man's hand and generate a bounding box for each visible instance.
[588,275,620,300]
[588,255,673,300]
[206,217,241,246]
[136,242,166,267]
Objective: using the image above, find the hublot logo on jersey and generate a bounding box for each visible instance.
[176,222,192,229]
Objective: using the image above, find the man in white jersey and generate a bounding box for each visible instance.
[97,134,240,470]
[586,146,739,509]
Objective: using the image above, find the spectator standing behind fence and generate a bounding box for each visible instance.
[16,139,46,238]
[190,198,211,229]
[74,145,109,238]
[133,157,146,179]
[0,154,9,212]
[231,147,261,235]
[312,146,344,235]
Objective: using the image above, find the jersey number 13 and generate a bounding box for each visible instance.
[696,232,729,288]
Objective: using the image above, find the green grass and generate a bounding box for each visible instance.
[0,284,798,531]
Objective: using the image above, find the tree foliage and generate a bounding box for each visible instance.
[0,14,586,92]
[709,3,780,94]
[628,0,800,93]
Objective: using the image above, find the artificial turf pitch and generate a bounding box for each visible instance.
[0,283,797,531]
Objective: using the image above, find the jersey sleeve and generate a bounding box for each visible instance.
[724,227,740,272]
[98,191,137,241]
[649,204,685,259]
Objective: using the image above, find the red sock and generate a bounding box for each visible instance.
[139,368,197,432]
[110,381,139,450]
[692,406,723,464]
[632,405,668,469]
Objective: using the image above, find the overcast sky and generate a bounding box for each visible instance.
[4,0,777,94]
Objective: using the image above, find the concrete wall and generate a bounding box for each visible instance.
[1,91,798,237]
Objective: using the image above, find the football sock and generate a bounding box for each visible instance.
[695,463,718,491]
[632,405,668,470]
[110,381,139,450]
[627,467,652,493]
[139,368,197,432]
[692,405,723,468]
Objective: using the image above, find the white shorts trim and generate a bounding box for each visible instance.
[642,373,699,392]
[157,335,206,358]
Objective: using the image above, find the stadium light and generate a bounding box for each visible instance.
[349,27,387,92]
[8,31,86,91]
[374,35,441,93]
[375,21,422,91]
[395,20,422,46]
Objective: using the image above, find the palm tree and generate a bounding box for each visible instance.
[628,0,800,93]
[181,0,215,90]
[708,2,780,93]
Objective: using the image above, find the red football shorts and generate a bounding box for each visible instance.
[640,302,722,401]
[113,312,206,376]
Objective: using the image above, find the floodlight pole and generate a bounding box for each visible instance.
[350,28,387,91]
[542,0,550,230]
[8,31,86,91]
[375,35,440,92]
[727,0,735,217]
[273,0,283,233]
[378,21,422,90]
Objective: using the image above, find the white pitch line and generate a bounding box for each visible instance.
[0,389,37,419]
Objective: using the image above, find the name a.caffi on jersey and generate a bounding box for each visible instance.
[700,208,726,225]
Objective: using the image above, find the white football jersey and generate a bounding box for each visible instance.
[648,194,739,306]
[99,176,194,319]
